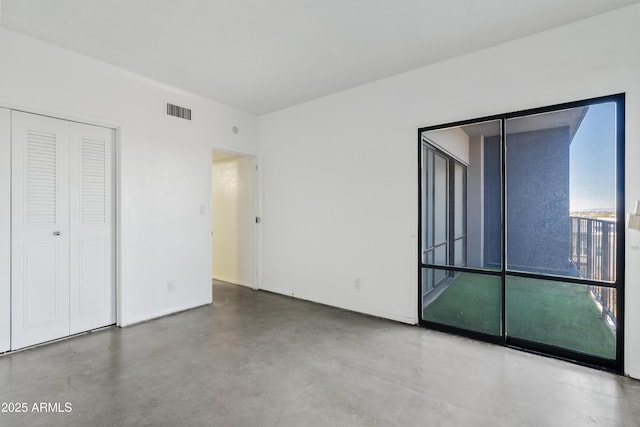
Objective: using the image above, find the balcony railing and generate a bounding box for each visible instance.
[570,216,617,326]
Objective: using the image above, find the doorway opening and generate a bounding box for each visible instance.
[211,150,257,290]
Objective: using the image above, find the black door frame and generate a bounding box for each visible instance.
[417,93,625,372]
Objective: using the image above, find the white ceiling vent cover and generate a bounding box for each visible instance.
[166,103,192,120]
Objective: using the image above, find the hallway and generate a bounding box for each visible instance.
[1,281,639,426]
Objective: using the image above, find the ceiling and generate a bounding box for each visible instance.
[1,0,637,115]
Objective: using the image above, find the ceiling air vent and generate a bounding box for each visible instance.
[166,103,192,120]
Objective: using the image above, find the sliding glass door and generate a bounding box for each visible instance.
[420,119,502,337]
[504,102,622,362]
[418,94,624,370]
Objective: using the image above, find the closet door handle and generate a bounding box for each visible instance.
[53,231,61,236]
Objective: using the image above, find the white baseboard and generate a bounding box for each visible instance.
[626,367,640,380]
[121,302,211,327]
[260,283,416,325]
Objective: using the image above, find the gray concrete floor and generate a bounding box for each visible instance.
[1,280,640,427]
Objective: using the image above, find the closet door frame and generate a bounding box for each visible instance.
[3,105,120,351]
[0,109,11,353]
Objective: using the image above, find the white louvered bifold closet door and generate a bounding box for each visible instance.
[69,123,115,334]
[11,111,115,350]
[11,112,71,349]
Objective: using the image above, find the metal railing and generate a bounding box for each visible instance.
[570,216,617,326]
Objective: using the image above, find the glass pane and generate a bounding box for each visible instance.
[422,250,432,268]
[433,153,448,244]
[506,276,616,359]
[421,119,502,270]
[422,268,501,335]
[454,238,464,267]
[422,267,434,294]
[506,103,617,281]
[424,147,433,248]
[434,245,447,268]
[454,163,464,237]
[433,269,447,286]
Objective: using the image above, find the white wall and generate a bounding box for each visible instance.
[0,28,259,327]
[260,4,640,378]
[212,156,255,287]
[0,107,10,352]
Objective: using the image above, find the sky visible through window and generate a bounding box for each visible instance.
[570,102,616,213]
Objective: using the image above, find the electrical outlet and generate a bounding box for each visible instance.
[167,281,175,292]
[354,278,361,290]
